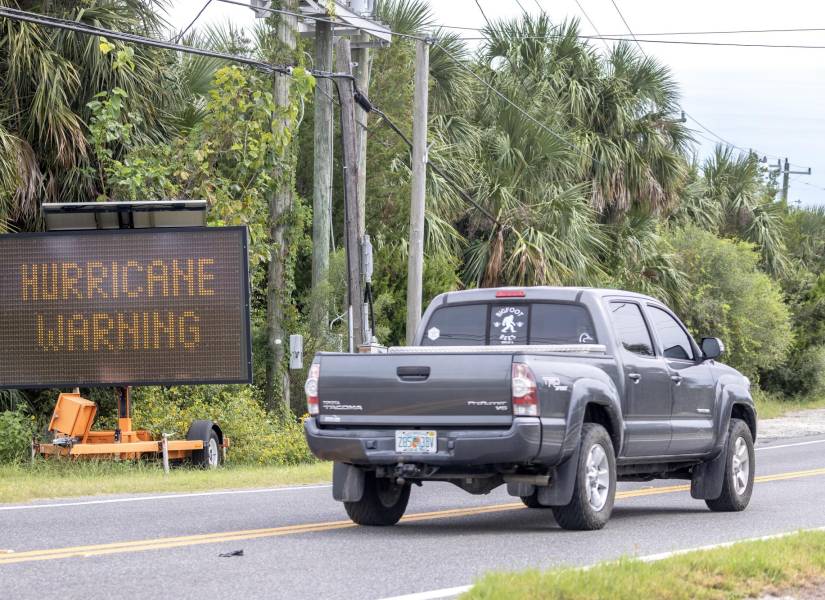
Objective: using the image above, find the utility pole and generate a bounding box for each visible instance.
[266,0,297,412]
[311,18,333,335]
[334,37,365,351]
[353,41,372,240]
[405,37,429,345]
[775,158,812,207]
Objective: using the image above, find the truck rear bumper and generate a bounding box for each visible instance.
[304,417,543,466]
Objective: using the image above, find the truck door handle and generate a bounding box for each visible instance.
[670,374,683,385]
[628,373,641,383]
[397,366,430,382]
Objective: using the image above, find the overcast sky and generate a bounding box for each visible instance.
[168,1,825,206]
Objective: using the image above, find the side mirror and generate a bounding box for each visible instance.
[700,337,724,360]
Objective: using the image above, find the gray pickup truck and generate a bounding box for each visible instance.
[304,287,756,530]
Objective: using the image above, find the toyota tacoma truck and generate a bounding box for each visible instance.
[304,287,756,530]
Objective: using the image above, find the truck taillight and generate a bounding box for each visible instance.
[511,362,538,416]
[305,363,320,416]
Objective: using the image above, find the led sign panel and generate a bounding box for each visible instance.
[0,227,251,388]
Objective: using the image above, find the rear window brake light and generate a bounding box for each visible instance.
[496,290,525,298]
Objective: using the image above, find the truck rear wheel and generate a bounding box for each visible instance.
[344,471,411,526]
[705,418,754,512]
[552,423,616,531]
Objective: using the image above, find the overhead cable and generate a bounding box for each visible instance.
[434,41,603,167]
[0,6,286,73]
[173,0,213,43]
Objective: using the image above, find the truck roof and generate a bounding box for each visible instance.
[433,286,661,306]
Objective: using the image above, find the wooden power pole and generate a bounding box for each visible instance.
[405,38,429,345]
[334,37,365,351]
[353,43,371,241]
[266,0,297,411]
[311,19,333,334]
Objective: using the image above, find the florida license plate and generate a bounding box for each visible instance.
[395,430,437,454]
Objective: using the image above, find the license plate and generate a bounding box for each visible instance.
[395,430,437,454]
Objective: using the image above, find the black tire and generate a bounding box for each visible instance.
[344,471,411,526]
[520,491,551,508]
[190,430,222,469]
[552,423,616,531]
[705,418,754,512]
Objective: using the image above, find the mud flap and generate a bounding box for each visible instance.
[690,446,726,500]
[332,462,365,502]
[537,445,581,506]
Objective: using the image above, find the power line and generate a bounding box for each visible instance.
[594,26,825,37]
[0,5,286,73]
[216,0,422,41]
[609,0,646,56]
[573,0,611,51]
[456,33,825,49]
[434,40,602,166]
[473,0,492,28]
[584,36,825,49]
[173,0,213,43]
[434,22,825,36]
[600,2,781,174]
[353,91,502,225]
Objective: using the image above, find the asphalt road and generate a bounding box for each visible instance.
[2,435,825,600]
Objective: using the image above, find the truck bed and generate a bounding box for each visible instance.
[314,345,604,427]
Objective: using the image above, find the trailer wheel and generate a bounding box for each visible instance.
[187,420,222,469]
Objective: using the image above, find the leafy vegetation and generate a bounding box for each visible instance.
[462,530,825,600]
[0,460,332,504]
[0,410,34,464]
[0,1,823,470]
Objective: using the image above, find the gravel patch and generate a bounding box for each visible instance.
[758,409,825,441]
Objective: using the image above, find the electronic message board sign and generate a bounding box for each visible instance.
[0,227,251,388]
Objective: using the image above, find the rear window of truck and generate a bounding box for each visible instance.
[421,302,597,346]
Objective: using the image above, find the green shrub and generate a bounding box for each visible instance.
[670,226,793,379]
[763,344,825,399]
[0,410,34,464]
[132,386,316,465]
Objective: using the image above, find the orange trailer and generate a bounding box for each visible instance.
[34,389,228,468]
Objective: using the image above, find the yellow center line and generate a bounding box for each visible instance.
[2,466,824,566]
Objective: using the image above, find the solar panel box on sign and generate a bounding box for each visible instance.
[0,226,252,388]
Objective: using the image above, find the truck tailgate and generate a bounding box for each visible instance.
[316,352,513,426]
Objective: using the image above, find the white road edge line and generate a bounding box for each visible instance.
[377,526,825,600]
[0,484,332,511]
[756,438,825,451]
[1,438,823,511]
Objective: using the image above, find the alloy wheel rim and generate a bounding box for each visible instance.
[585,443,610,511]
[732,436,750,495]
[208,438,219,467]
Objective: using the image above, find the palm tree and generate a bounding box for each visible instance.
[0,0,175,230]
[482,16,693,219]
[701,145,787,274]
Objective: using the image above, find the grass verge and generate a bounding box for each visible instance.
[0,460,332,504]
[463,530,825,600]
[754,392,825,419]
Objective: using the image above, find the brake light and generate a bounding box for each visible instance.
[511,362,539,416]
[496,289,525,298]
[305,363,320,416]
